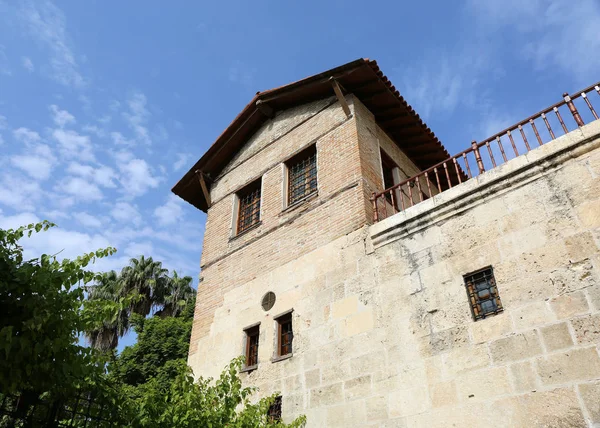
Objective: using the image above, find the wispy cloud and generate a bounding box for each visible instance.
[57,176,104,201]
[154,195,183,226]
[122,92,151,145]
[11,144,57,180]
[19,0,84,87]
[22,56,34,72]
[66,162,117,188]
[49,104,75,128]
[13,127,41,144]
[110,201,142,226]
[466,0,600,82]
[173,152,192,172]
[52,129,95,162]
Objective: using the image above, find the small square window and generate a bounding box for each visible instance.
[244,325,260,368]
[267,396,282,422]
[464,267,503,321]
[237,179,261,234]
[276,313,293,357]
[286,145,317,206]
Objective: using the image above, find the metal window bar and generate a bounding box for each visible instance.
[288,148,317,205]
[464,268,503,321]
[237,183,261,234]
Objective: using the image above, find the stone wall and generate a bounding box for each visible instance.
[190,96,600,426]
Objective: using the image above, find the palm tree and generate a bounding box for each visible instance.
[120,256,168,318]
[85,270,129,351]
[155,271,196,318]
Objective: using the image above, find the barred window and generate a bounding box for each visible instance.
[267,396,282,422]
[237,179,261,234]
[244,325,260,368]
[464,267,503,321]
[276,312,293,357]
[287,145,317,205]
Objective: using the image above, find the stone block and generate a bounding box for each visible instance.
[570,313,600,345]
[564,231,599,263]
[418,325,470,357]
[537,347,600,385]
[349,351,384,376]
[455,366,511,401]
[304,368,320,389]
[505,387,586,427]
[540,322,574,352]
[509,360,538,393]
[442,344,490,377]
[469,312,512,344]
[343,308,374,337]
[497,224,548,260]
[588,285,600,311]
[344,375,371,401]
[388,386,430,417]
[489,331,543,363]
[321,360,351,386]
[576,199,600,229]
[579,381,600,424]
[366,395,388,421]
[511,301,555,330]
[309,382,343,407]
[331,295,360,319]
[429,380,457,408]
[550,259,599,294]
[326,402,367,428]
[550,291,589,319]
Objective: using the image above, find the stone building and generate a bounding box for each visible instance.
[172,59,600,427]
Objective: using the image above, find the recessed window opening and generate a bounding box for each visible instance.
[286,145,317,205]
[267,396,282,422]
[237,179,261,234]
[276,312,293,357]
[244,325,260,368]
[464,267,503,321]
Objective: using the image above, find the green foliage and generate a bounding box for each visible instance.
[0,221,116,395]
[120,358,306,428]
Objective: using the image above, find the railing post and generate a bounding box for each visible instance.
[371,193,379,223]
[563,92,585,127]
[472,140,485,174]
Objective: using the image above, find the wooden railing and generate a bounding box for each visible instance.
[371,83,600,222]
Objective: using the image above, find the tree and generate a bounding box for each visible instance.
[154,271,196,318]
[120,256,168,318]
[0,221,116,395]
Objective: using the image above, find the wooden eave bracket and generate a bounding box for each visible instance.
[194,170,211,208]
[256,99,275,118]
[329,77,352,118]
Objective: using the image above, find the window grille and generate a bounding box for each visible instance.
[244,325,260,367]
[464,267,503,320]
[287,146,317,205]
[267,396,282,422]
[237,180,261,234]
[276,313,293,356]
[261,292,276,311]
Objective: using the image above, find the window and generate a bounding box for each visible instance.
[244,325,260,368]
[267,396,282,422]
[276,312,293,357]
[286,145,317,205]
[464,267,503,320]
[237,179,261,234]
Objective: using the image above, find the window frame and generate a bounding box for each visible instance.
[272,309,294,362]
[242,323,260,371]
[284,145,318,208]
[464,266,503,321]
[234,178,262,236]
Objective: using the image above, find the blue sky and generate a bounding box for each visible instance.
[0,1,599,346]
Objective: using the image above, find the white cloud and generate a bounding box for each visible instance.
[0,175,43,211]
[66,162,117,188]
[10,144,57,180]
[49,104,75,127]
[173,152,192,172]
[13,127,41,144]
[58,176,103,201]
[154,195,183,226]
[124,241,154,258]
[52,128,95,161]
[117,158,161,197]
[22,56,34,72]
[74,211,103,228]
[110,131,135,146]
[110,201,142,226]
[122,92,151,145]
[19,1,84,87]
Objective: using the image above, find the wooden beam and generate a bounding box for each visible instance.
[195,170,211,208]
[329,77,352,118]
[255,100,275,118]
